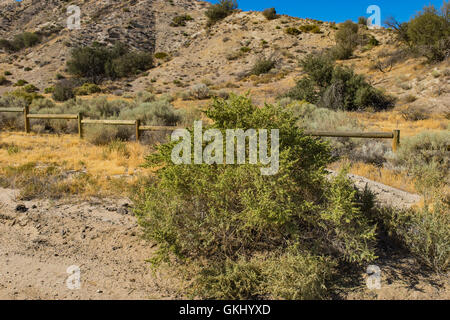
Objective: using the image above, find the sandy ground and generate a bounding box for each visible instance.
[0,188,179,300]
[0,175,448,300]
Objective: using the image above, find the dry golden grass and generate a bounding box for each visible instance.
[330,159,417,194]
[0,131,153,197]
[347,111,449,137]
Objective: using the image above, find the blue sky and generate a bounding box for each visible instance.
[208,0,445,24]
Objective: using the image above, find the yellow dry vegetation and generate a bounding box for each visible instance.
[347,111,449,137]
[330,159,417,194]
[0,131,152,197]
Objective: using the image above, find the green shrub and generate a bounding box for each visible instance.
[133,94,377,299]
[4,71,12,76]
[388,131,449,195]
[333,20,359,59]
[284,53,395,111]
[358,17,368,25]
[378,198,449,273]
[284,27,301,35]
[387,3,449,62]
[6,89,43,105]
[67,42,153,83]
[171,14,194,27]
[250,58,276,75]
[0,76,6,85]
[23,84,39,93]
[0,32,40,52]
[73,83,101,96]
[44,86,55,94]
[119,99,182,126]
[52,80,75,102]
[205,0,237,26]
[154,52,169,60]
[85,126,133,145]
[14,79,28,87]
[262,8,277,20]
[299,24,321,33]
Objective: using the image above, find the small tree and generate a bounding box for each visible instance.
[263,8,277,20]
[205,0,238,26]
[333,20,359,60]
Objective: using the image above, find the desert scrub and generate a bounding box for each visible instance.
[171,14,194,27]
[0,162,99,200]
[250,58,276,75]
[377,197,450,273]
[205,0,237,26]
[73,83,101,96]
[284,53,395,111]
[133,94,377,299]
[387,131,449,197]
[262,8,277,20]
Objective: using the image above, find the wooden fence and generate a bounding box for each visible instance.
[0,107,401,152]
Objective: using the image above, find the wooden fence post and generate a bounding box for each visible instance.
[24,106,30,133]
[78,113,83,139]
[392,130,400,152]
[135,119,140,142]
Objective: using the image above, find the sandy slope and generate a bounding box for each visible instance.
[0,188,179,300]
[0,178,447,300]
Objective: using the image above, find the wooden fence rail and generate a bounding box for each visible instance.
[0,108,401,151]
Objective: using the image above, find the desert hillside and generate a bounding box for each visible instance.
[0,0,448,302]
[0,0,448,114]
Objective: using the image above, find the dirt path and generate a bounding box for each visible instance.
[0,188,178,300]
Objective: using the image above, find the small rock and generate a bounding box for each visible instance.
[96,290,103,294]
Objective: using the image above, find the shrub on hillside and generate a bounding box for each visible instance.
[332,20,359,60]
[0,76,7,85]
[284,53,395,111]
[284,27,301,35]
[386,2,449,62]
[73,83,101,96]
[52,80,76,102]
[205,0,237,26]
[171,14,194,27]
[67,42,153,83]
[262,8,277,20]
[299,24,321,33]
[250,58,276,75]
[0,32,40,52]
[133,94,378,299]
[387,131,449,195]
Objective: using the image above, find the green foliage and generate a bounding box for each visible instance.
[378,198,450,273]
[0,32,40,52]
[299,24,322,33]
[171,14,194,27]
[67,42,153,83]
[154,52,169,60]
[23,84,39,93]
[358,17,368,25]
[333,20,359,59]
[133,94,377,299]
[406,4,450,62]
[262,8,277,20]
[52,80,75,102]
[205,0,237,26]
[73,83,101,96]
[14,79,28,87]
[387,2,450,62]
[284,27,301,35]
[388,131,449,195]
[285,53,395,111]
[250,58,276,75]
[0,76,6,85]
